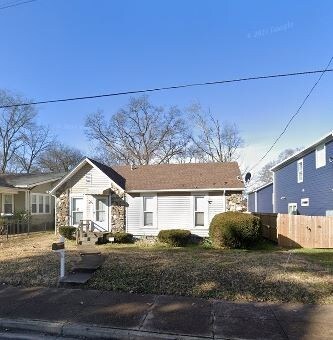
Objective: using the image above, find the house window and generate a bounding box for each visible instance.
[31,194,51,214]
[316,144,326,168]
[39,195,44,213]
[143,197,154,226]
[45,196,50,213]
[31,194,37,213]
[3,194,13,215]
[301,198,309,207]
[194,196,205,226]
[297,159,303,183]
[288,203,297,215]
[85,173,92,184]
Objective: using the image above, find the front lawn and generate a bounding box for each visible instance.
[0,232,332,304]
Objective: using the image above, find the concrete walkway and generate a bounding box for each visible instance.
[0,285,332,339]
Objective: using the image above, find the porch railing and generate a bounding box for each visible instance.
[76,219,108,244]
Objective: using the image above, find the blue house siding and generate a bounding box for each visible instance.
[247,183,273,213]
[257,184,273,213]
[248,192,255,212]
[274,140,333,216]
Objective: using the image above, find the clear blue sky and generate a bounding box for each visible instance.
[0,0,332,173]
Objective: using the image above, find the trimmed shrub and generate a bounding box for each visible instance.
[209,212,262,249]
[109,232,134,244]
[59,226,76,240]
[158,229,191,247]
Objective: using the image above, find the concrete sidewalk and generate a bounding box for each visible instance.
[0,285,332,339]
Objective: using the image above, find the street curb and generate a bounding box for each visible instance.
[0,317,213,340]
[0,318,63,335]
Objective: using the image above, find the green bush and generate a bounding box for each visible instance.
[209,212,262,249]
[158,229,191,247]
[109,232,134,244]
[59,226,76,240]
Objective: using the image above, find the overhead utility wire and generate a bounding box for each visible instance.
[0,0,37,10]
[1,68,333,109]
[249,56,333,172]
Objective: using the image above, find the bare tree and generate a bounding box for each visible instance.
[85,96,190,165]
[14,124,52,173]
[190,104,244,162]
[0,90,36,173]
[38,142,83,172]
[254,148,302,186]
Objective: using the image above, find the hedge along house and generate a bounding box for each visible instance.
[247,182,273,213]
[270,131,333,216]
[0,172,64,227]
[49,157,244,237]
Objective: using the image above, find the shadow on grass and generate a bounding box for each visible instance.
[0,251,331,339]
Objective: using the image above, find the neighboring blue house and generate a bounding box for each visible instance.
[247,183,273,213]
[249,131,333,216]
[271,131,333,216]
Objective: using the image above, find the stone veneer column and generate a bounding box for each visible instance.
[226,192,244,211]
[56,189,70,231]
[110,184,126,232]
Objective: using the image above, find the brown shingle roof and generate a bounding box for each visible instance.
[112,162,244,191]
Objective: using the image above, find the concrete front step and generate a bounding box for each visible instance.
[59,249,105,286]
[72,255,105,273]
[79,231,108,245]
[59,272,92,285]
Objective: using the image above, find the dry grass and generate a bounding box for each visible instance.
[0,232,332,304]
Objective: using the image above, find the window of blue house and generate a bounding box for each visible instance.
[297,159,303,183]
[316,144,326,168]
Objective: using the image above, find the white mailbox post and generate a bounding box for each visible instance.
[52,236,65,279]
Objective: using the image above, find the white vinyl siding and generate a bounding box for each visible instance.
[126,192,226,237]
[297,159,303,183]
[126,194,142,234]
[208,195,226,222]
[69,164,111,194]
[316,144,326,168]
[158,195,191,229]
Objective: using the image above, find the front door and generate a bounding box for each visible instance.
[93,196,109,230]
[71,197,83,226]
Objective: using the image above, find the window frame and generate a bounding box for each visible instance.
[288,203,298,215]
[1,193,14,216]
[30,193,52,215]
[297,159,303,183]
[70,196,84,226]
[143,196,155,227]
[315,143,326,169]
[301,198,309,207]
[193,195,206,227]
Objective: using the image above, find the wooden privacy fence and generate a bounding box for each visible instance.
[253,213,333,248]
[254,213,278,243]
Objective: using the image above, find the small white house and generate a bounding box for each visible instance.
[50,158,244,237]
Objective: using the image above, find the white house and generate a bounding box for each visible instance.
[50,158,244,237]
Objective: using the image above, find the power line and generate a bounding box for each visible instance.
[249,56,333,172]
[0,0,37,10]
[1,68,333,109]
